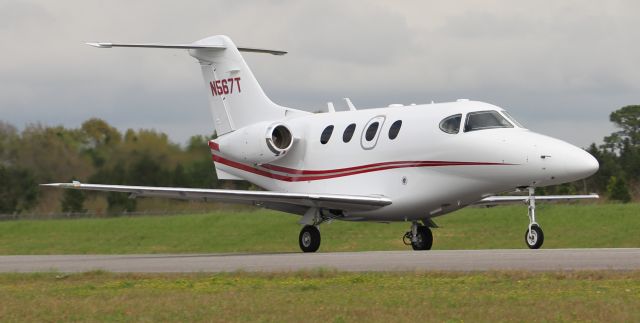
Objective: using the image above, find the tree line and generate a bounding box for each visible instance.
[0,118,251,215]
[580,105,640,202]
[528,105,639,202]
[0,105,638,215]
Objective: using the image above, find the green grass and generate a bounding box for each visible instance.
[0,203,638,254]
[0,270,639,322]
[1,204,639,322]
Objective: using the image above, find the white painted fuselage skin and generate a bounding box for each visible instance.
[213,100,599,222]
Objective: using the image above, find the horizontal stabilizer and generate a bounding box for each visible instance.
[85,42,287,55]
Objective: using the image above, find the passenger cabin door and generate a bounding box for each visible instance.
[361,116,386,150]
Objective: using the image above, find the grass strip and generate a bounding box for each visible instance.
[0,270,638,322]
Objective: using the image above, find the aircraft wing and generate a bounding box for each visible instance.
[41,182,391,214]
[474,194,599,206]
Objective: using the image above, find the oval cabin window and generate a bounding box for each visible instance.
[343,123,356,143]
[388,120,402,139]
[320,125,334,144]
[365,122,379,141]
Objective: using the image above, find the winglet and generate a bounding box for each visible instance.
[86,42,113,48]
[41,182,82,188]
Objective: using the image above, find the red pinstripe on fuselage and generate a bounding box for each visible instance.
[211,153,515,182]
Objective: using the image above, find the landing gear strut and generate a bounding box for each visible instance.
[299,225,321,253]
[525,187,544,249]
[403,221,433,251]
[297,208,341,253]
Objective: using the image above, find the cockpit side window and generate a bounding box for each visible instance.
[464,110,513,132]
[439,114,462,134]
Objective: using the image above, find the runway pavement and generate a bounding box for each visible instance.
[1,248,639,273]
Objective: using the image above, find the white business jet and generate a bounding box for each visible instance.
[44,35,599,252]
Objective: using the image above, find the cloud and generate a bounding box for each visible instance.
[0,0,638,148]
[283,1,411,65]
[0,1,54,32]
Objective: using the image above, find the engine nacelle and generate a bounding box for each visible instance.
[216,121,294,165]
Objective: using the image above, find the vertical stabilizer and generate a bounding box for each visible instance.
[85,35,309,180]
[189,35,290,136]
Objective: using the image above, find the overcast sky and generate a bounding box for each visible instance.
[1,0,638,147]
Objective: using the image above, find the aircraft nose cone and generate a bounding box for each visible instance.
[565,146,599,180]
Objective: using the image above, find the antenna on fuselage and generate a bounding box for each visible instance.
[327,102,336,113]
[343,98,356,111]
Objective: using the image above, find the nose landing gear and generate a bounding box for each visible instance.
[525,187,544,249]
[403,221,433,250]
[525,224,544,249]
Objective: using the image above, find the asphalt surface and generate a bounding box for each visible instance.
[1,248,639,273]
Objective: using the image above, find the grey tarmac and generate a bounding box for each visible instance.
[1,248,639,273]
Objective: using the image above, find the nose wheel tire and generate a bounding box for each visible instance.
[411,226,433,251]
[525,224,544,249]
[299,225,321,253]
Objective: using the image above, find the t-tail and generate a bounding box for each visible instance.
[87,35,310,180]
[87,35,306,136]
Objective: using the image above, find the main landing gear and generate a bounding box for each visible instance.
[299,225,321,253]
[297,208,341,253]
[525,187,544,249]
[403,221,433,250]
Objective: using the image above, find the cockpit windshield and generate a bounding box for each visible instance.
[500,111,524,128]
[464,110,513,132]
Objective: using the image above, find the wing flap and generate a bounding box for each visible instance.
[41,183,390,212]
